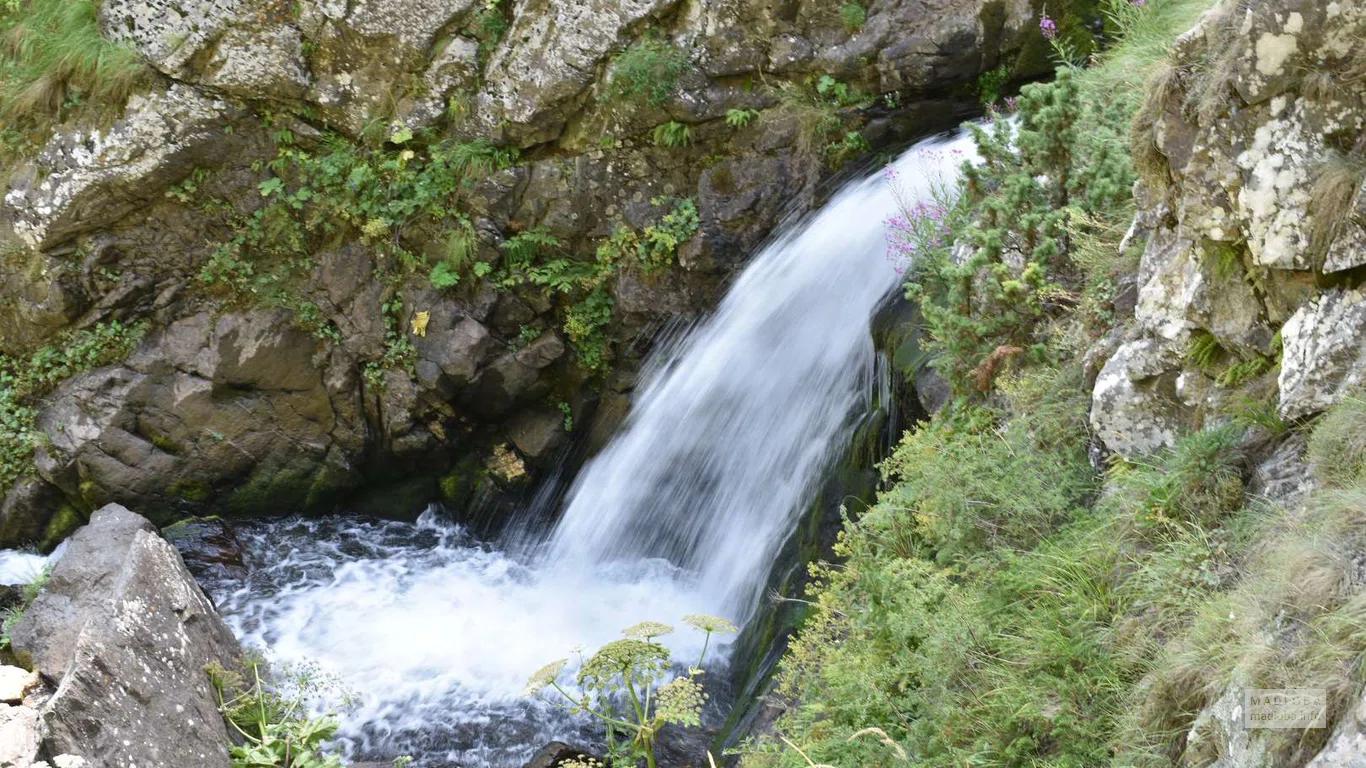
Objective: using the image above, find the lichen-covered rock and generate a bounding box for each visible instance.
[10,505,240,768]
[200,26,311,98]
[1127,0,1366,360]
[1306,692,1366,767]
[1279,287,1366,420]
[478,0,680,143]
[1090,339,1185,459]
[2,85,236,250]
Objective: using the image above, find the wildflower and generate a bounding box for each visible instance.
[1130,0,1146,6]
[1004,96,1018,112]
[523,659,567,696]
[1039,12,1058,40]
[622,621,675,640]
[656,677,707,727]
[883,165,899,182]
[682,614,739,635]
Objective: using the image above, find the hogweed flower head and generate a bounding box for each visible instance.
[523,659,568,696]
[682,614,739,635]
[623,621,675,640]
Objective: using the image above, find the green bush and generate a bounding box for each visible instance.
[1308,395,1366,487]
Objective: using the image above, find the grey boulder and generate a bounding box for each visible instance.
[10,504,240,768]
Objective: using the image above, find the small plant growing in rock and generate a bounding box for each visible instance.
[651,120,692,148]
[0,565,50,653]
[725,108,759,128]
[838,2,867,32]
[609,38,693,109]
[524,614,739,768]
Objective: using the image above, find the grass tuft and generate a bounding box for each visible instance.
[0,0,148,155]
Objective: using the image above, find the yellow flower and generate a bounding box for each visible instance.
[411,311,430,337]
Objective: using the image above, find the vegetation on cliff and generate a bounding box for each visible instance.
[740,0,1366,766]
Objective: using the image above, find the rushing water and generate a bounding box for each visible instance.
[195,130,972,766]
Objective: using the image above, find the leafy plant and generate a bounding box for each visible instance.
[838,2,867,31]
[652,120,692,148]
[207,656,410,768]
[525,615,738,768]
[726,108,759,128]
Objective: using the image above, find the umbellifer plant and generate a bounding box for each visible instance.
[524,614,739,768]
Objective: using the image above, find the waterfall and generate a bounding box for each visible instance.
[540,130,973,620]
[191,128,977,767]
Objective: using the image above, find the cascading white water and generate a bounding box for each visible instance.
[540,131,970,620]
[197,129,977,767]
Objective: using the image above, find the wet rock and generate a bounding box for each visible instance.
[1090,339,1186,459]
[162,517,248,582]
[10,504,240,768]
[522,741,597,768]
[506,407,567,464]
[1279,287,1366,420]
[3,85,237,250]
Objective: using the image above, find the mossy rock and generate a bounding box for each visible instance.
[352,475,438,522]
[40,504,87,552]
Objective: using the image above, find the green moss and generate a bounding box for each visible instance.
[168,478,211,504]
[218,463,318,517]
[40,504,85,552]
[438,454,484,513]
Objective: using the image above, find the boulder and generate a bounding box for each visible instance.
[0,704,42,767]
[1090,339,1185,460]
[506,408,567,464]
[32,309,361,521]
[10,505,240,768]
[0,667,38,705]
[1279,288,1366,420]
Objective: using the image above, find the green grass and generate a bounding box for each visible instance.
[0,0,147,157]
[608,37,692,109]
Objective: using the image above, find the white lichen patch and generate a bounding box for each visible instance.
[1255,32,1298,76]
[1234,101,1317,269]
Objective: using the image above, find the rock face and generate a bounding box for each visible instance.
[0,0,1055,546]
[1093,0,1366,458]
[10,505,241,768]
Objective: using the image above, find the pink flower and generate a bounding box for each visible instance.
[1039,13,1058,40]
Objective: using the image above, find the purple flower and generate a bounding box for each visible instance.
[1130,0,1146,6]
[1004,97,1018,112]
[884,166,900,182]
[1039,13,1058,40]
